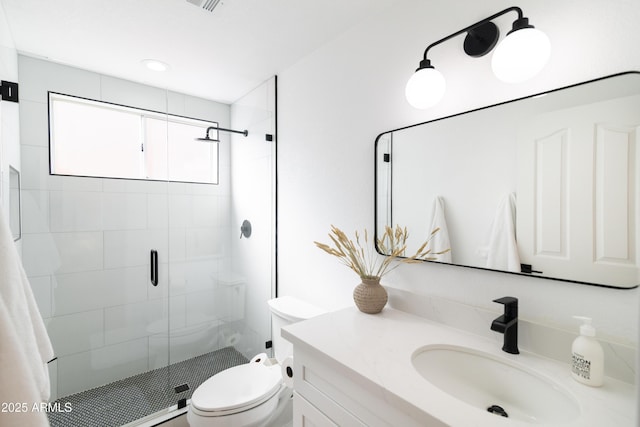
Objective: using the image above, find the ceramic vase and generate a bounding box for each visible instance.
[353,277,388,314]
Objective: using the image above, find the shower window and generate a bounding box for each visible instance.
[48,92,219,184]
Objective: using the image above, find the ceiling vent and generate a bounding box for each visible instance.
[186,0,222,13]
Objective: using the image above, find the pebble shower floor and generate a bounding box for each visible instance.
[47,347,248,427]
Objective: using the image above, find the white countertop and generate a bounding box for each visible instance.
[282,307,636,426]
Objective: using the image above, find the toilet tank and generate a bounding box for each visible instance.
[267,296,326,361]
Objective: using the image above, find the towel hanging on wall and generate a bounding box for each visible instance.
[485,193,520,272]
[0,208,54,426]
[428,196,452,262]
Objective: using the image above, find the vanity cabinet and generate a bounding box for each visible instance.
[290,343,444,427]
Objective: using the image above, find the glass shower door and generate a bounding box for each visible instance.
[162,77,277,409]
[161,94,251,408]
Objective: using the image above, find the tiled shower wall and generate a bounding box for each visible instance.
[18,55,245,399]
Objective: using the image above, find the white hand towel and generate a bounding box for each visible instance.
[428,196,452,262]
[0,208,54,426]
[486,193,521,272]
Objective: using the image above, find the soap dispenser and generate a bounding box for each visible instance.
[571,316,604,387]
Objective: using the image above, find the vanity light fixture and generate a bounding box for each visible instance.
[405,6,550,109]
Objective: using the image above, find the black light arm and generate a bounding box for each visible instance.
[418,6,526,66]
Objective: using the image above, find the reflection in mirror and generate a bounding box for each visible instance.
[9,165,21,241]
[376,72,640,289]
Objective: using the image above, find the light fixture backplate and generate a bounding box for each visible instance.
[463,21,499,57]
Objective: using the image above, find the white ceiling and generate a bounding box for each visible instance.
[1,0,397,103]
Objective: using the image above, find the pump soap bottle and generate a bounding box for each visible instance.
[571,316,604,387]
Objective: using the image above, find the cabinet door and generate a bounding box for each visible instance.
[517,95,639,286]
[293,392,338,427]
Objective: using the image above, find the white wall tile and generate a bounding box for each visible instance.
[102,178,168,194]
[19,100,49,147]
[185,290,218,326]
[21,190,50,234]
[169,295,187,331]
[167,261,187,295]
[188,183,220,196]
[29,275,52,319]
[53,231,104,274]
[181,92,230,124]
[168,194,189,227]
[191,195,217,228]
[52,267,147,316]
[45,310,104,357]
[55,338,149,398]
[49,191,103,232]
[186,227,218,258]
[216,196,231,229]
[147,263,169,300]
[168,228,186,263]
[168,182,188,195]
[147,194,169,229]
[102,179,127,193]
[18,56,101,103]
[184,258,217,293]
[147,335,170,371]
[100,75,168,113]
[102,192,147,230]
[147,320,222,368]
[20,145,49,190]
[214,283,246,322]
[104,299,165,345]
[22,233,63,277]
[48,175,103,192]
[104,229,167,269]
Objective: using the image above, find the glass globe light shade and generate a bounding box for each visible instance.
[491,27,550,83]
[405,67,446,109]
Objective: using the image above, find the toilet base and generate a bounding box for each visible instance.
[266,394,293,427]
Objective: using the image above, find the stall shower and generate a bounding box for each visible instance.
[17,55,276,426]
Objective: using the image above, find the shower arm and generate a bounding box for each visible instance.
[205,126,249,138]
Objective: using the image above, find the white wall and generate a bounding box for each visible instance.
[277,0,640,348]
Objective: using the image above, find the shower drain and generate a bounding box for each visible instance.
[487,404,509,418]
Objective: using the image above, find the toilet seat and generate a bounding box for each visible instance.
[191,362,282,417]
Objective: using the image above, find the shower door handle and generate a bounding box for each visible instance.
[150,250,158,286]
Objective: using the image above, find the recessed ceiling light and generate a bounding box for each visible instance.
[142,59,169,72]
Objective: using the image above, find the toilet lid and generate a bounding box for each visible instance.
[191,362,282,413]
[268,296,327,322]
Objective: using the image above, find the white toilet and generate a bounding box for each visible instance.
[187,296,325,427]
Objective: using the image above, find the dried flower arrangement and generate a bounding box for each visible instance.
[314,224,450,280]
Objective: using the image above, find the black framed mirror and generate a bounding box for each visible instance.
[375,72,639,289]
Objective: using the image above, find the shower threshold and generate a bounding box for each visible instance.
[48,347,248,427]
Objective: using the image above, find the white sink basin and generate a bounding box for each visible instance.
[412,345,581,424]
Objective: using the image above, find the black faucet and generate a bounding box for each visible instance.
[491,297,519,354]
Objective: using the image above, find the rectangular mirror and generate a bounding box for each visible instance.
[375,72,639,289]
[9,165,21,241]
